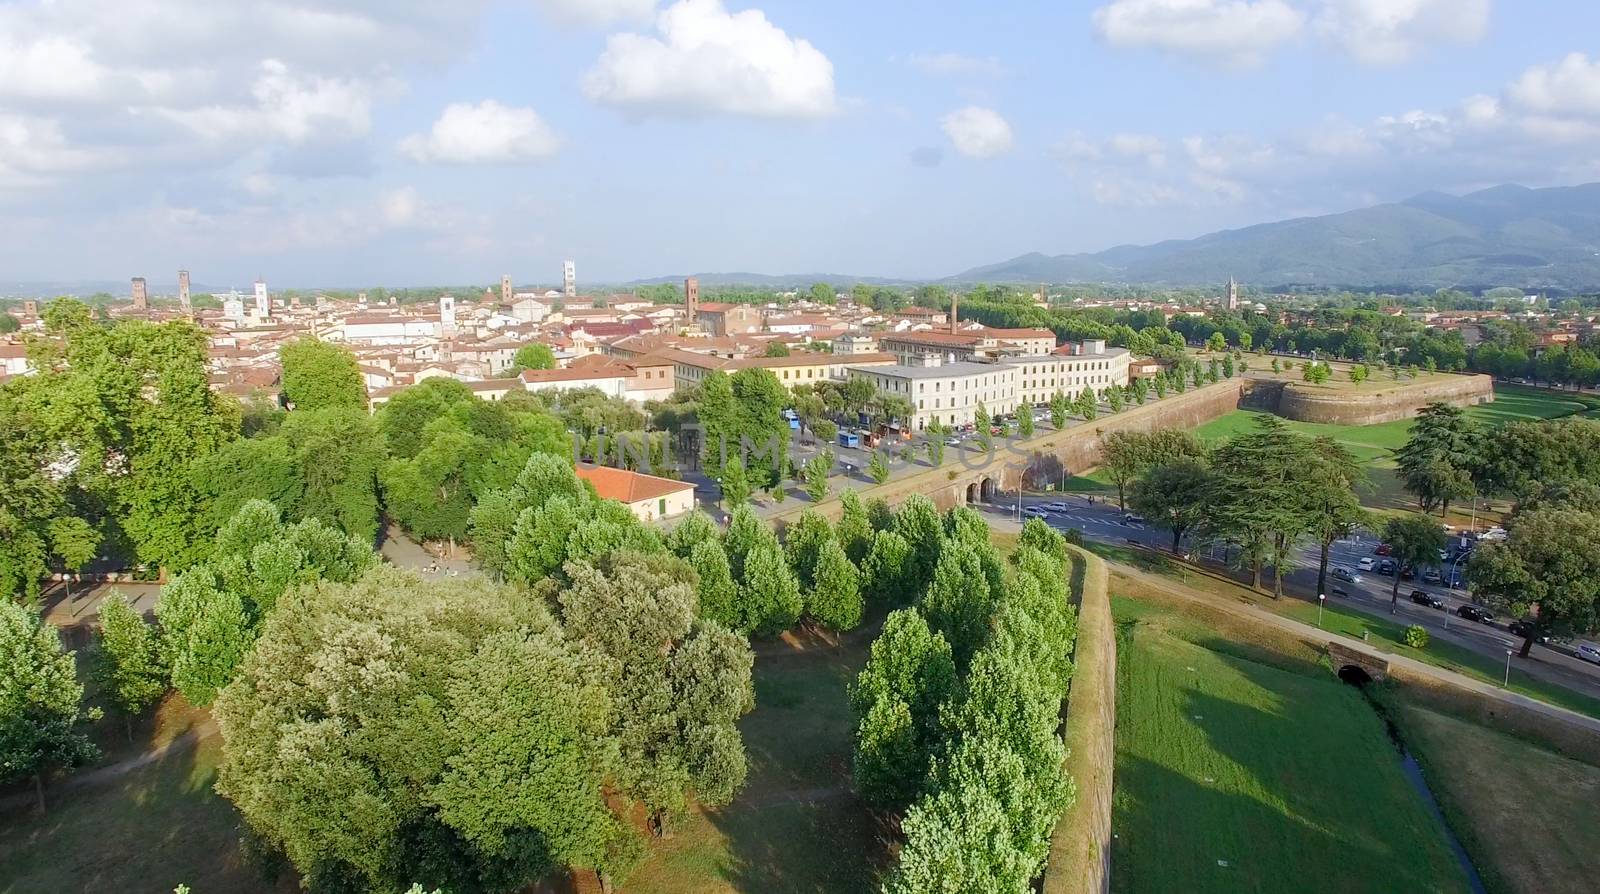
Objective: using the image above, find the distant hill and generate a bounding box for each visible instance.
[950,183,1600,292]
[625,271,915,289]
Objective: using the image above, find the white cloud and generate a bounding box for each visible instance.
[1090,0,1305,68]
[166,60,374,145]
[532,0,658,27]
[400,101,560,164]
[1314,0,1489,65]
[1506,53,1600,119]
[380,187,422,226]
[582,0,836,119]
[940,106,1015,159]
[907,52,1004,78]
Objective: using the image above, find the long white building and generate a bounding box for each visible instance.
[846,357,1021,431]
[1002,339,1132,406]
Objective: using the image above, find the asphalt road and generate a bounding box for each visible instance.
[998,493,1600,699]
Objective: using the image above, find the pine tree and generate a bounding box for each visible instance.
[868,449,890,485]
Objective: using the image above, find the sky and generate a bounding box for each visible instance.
[3,0,1600,289]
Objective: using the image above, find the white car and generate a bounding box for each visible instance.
[1023,506,1049,519]
[1576,643,1600,665]
[1044,502,1070,513]
[1357,557,1376,571]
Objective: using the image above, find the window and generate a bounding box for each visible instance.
[658,498,667,517]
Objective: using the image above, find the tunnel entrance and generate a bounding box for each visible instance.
[1338,665,1374,687]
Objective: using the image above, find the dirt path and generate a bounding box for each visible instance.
[0,719,219,815]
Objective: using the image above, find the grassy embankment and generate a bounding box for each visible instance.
[1088,549,1600,720]
[1110,593,1472,894]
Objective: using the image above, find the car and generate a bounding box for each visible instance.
[1422,568,1442,584]
[1332,567,1360,582]
[1330,584,1352,598]
[1378,559,1396,576]
[1409,590,1444,609]
[1576,643,1600,665]
[1124,513,1146,526]
[1508,620,1550,643]
[944,437,961,447]
[1023,506,1049,519]
[1043,502,1070,513]
[1456,605,1495,624]
[1357,557,1376,571]
[1375,543,1393,556]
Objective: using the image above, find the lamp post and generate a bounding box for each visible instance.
[1318,593,1326,628]
[1504,649,1513,688]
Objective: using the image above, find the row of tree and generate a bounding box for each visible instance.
[848,498,1080,891]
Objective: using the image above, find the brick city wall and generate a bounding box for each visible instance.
[1249,374,1495,426]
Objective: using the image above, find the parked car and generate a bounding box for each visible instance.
[1333,567,1359,582]
[1576,643,1600,665]
[1508,620,1550,643]
[1357,557,1376,571]
[1378,559,1396,576]
[1422,568,1442,584]
[1409,590,1444,609]
[1456,605,1495,624]
[1399,563,1416,581]
[1375,543,1393,556]
[944,437,961,447]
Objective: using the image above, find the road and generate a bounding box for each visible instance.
[993,492,1600,701]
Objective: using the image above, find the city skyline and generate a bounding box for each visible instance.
[3,1,1600,286]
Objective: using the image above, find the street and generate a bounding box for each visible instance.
[994,492,1600,700]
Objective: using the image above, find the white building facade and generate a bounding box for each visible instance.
[846,359,1021,431]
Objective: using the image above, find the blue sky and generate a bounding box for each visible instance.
[3,0,1599,288]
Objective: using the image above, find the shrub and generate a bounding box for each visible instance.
[1404,625,1429,649]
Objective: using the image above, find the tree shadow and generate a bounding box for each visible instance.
[1115,644,1471,894]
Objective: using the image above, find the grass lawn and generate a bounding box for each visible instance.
[0,735,281,894]
[1110,596,1471,894]
[619,629,886,894]
[1387,699,1600,894]
[1109,560,1600,720]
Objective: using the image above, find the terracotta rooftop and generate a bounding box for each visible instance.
[575,464,693,504]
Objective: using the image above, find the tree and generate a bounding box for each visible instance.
[1222,355,1235,378]
[687,539,738,630]
[1201,415,1308,594]
[280,338,366,411]
[1129,459,1210,553]
[1395,403,1481,517]
[215,568,644,894]
[919,541,999,666]
[849,609,957,810]
[1049,391,1069,429]
[1105,386,1124,414]
[719,455,750,508]
[512,343,557,372]
[48,516,99,599]
[763,341,790,358]
[925,423,946,466]
[810,282,836,304]
[1380,513,1447,613]
[0,601,97,811]
[1469,509,1600,657]
[802,452,832,503]
[1206,332,1226,353]
[556,554,754,836]
[1017,410,1035,438]
[861,530,914,607]
[808,540,863,631]
[1153,374,1167,399]
[836,490,874,564]
[1302,438,1369,602]
[1076,388,1097,421]
[1099,429,1203,510]
[868,449,891,485]
[891,495,944,576]
[784,510,835,590]
[93,593,167,738]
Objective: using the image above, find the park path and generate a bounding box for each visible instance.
[1117,561,1600,736]
[0,718,218,815]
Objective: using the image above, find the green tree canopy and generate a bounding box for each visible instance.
[0,601,96,809]
[280,338,366,412]
[511,343,557,373]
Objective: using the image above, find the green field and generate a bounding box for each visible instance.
[618,628,884,894]
[1388,700,1600,894]
[1110,596,1472,894]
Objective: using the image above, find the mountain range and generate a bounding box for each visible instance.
[949,183,1600,292]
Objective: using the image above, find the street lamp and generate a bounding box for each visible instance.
[1504,649,1513,688]
[1318,593,1326,628]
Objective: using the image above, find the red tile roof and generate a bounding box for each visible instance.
[574,464,693,504]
